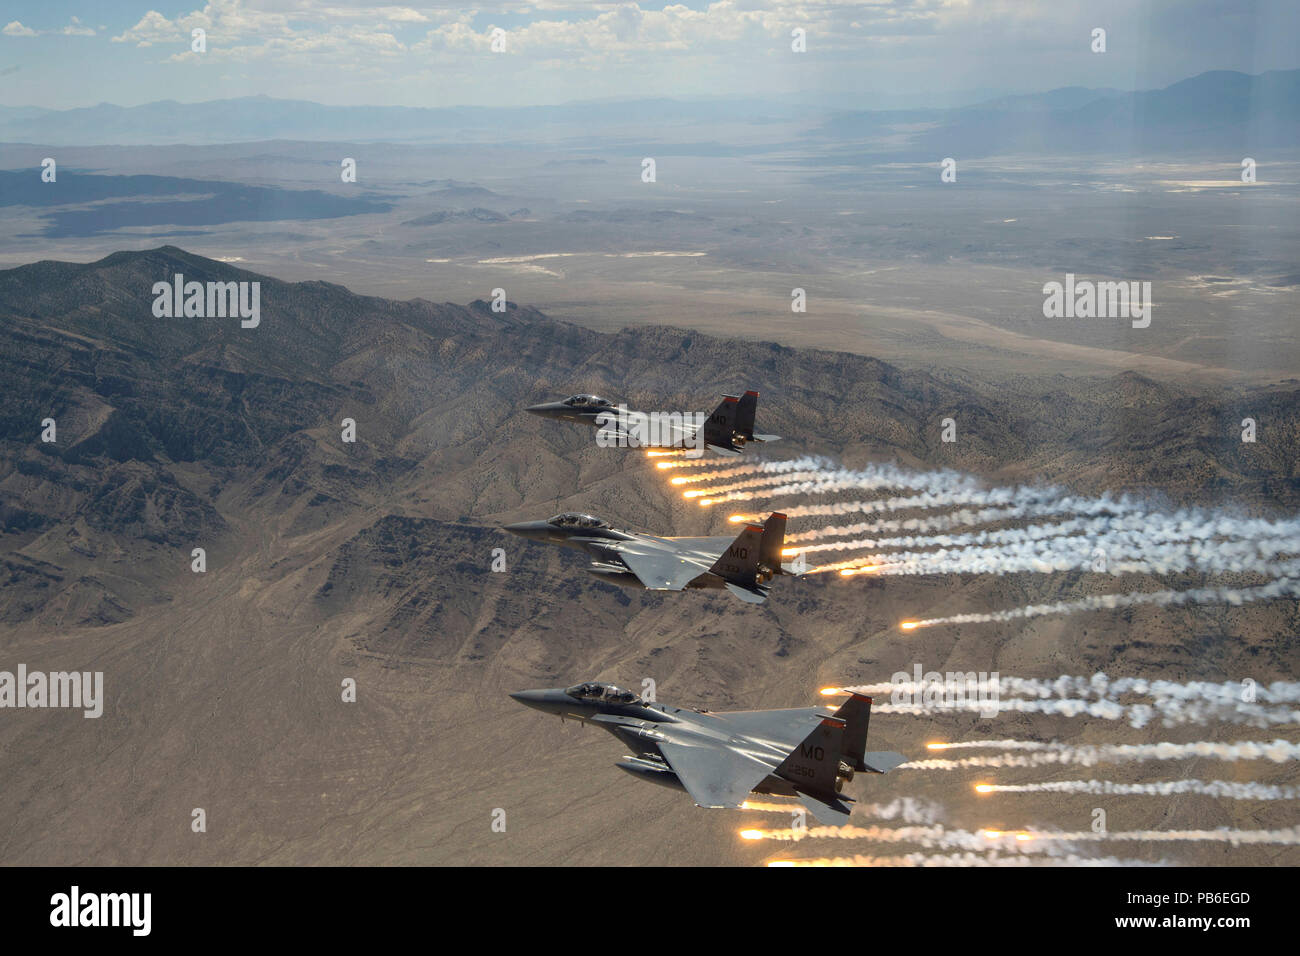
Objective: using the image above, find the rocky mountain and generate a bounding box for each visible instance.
[0,247,1295,865]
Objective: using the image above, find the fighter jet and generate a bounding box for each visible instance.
[504,511,794,604]
[510,682,907,825]
[525,390,779,456]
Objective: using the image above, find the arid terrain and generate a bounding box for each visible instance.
[0,247,1296,866]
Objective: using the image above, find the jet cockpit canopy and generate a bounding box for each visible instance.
[564,682,641,704]
[562,394,614,408]
[547,513,610,529]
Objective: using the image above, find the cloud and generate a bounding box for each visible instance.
[62,17,97,37]
[110,0,954,66]
[4,16,99,38]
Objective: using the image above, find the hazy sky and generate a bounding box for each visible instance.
[3,1,1299,110]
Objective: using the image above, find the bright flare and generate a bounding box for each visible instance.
[839,564,879,576]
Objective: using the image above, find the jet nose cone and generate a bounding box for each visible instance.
[526,402,568,419]
[504,520,550,540]
[510,689,557,711]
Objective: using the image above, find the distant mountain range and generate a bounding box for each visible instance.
[0,69,1296,154]
[817,69,1300,158]
[2,245,1296,627]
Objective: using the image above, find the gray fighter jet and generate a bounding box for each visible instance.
[510,682,907,824]
[504,511,794,604]
[525,389,779,455]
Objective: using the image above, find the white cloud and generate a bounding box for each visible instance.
[62,16,97,37]
[4,15,99,38]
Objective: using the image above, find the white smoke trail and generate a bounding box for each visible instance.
[785,505,1028,543]
[898,578,1300,629]
[874,697,1299,728]
[978,779,1299,799]
[670,462,768,485]
[672,456,829,486]
[793,512,1300,558]
[689,469,833,498]
[746,823,1013,850]
[744,797,943,824]
[680,457,1300,622]
[900,739,1300,769]
[747,822,1300,848]
[787,490,1162,538]
[654,454,750,470]
[810,535,1297,577]
[778,486,1139,519]
[770,852,1164,867]
[847,675,1300,707]
[703,466,996,506]
[856,674,1300,725]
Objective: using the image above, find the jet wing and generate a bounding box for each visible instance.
[611,545,712,591]
[712,708,830,750]
[657,739,779,810]
[656,535,737,556]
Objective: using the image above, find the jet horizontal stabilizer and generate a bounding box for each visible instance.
[797,791,855,827]
[862,751,909,773]
[724,581,768,604]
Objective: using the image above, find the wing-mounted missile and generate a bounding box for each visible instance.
[616,755,684,791]
[585,561,642,587]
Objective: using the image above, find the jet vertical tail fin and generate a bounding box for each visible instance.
[831,693,873,773]
[831,693,906,773]
[776,716,848,798]
[735,389,779,443]
[703,395,740,452]
[735,390,758,440]
[709,522,762,588]
[760,511,787,575]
